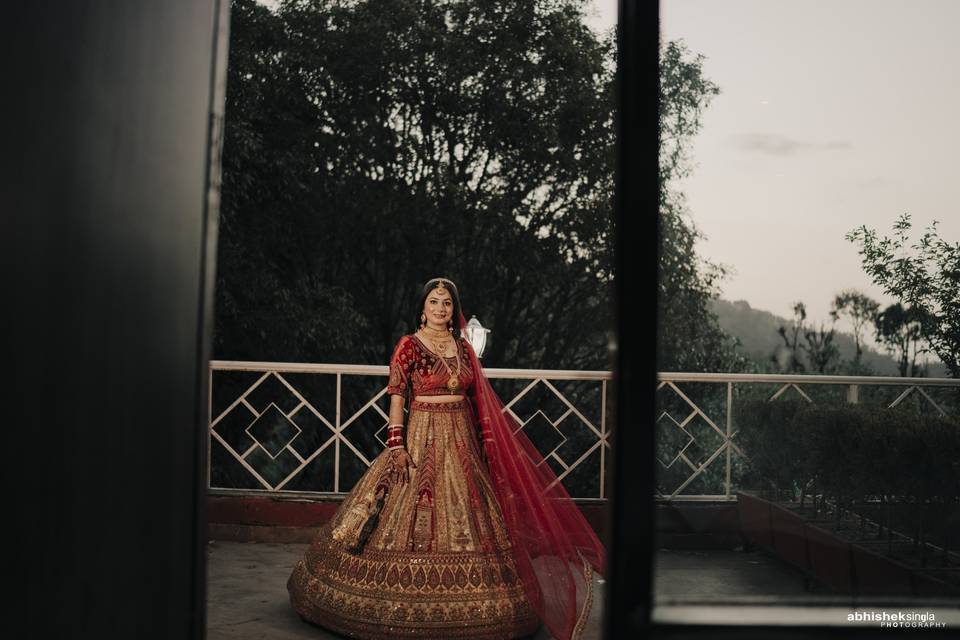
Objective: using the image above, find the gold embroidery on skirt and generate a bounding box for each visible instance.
[411,491,435,552]
[330,483,388,554]
[330,496,373,546]
[288,400,540,639]
[410,435,437,551]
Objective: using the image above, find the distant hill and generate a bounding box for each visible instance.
[710,298,947,377]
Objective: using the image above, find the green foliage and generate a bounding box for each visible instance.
[848,213,960,378]
[874,302,930,377]
[219,1,745,378]
[737,399,960,542]
[797,404,875,508]
[218,0,616,368]
[874,407,960,503]
[771,301,841,374]
[832,290,880,364]
[773,302,807,373]
[802,321,840,374]
[733,399,810,499]
[659,40,717,184]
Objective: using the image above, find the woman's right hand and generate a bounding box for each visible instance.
[387,447,416,486]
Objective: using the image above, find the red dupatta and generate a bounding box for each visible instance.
[458,311,606,640]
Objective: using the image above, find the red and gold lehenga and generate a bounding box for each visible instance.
[289,314,606,640]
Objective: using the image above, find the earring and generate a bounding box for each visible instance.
[420,313,426,328]
[447,320,453,332]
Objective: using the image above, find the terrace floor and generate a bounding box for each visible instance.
[207,541,960,638]
[205,540,603,640]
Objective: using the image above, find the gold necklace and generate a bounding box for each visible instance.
[421,326,453,356]
[418,330,460,390]
[438,341,462,391]
[422,324,448,338]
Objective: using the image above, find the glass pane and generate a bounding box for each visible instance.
[209,1,620,638]
[657,0,960,628]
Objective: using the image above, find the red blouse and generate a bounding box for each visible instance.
[386,334,475,397]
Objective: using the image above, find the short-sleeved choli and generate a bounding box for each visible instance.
[386,334,475,397]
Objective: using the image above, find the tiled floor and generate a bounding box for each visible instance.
[206,541,960,637]
[653,547,811,602]
[652,548,960,627]
[205,541,603,639]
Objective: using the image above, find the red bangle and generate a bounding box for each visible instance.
[386,422,405,449]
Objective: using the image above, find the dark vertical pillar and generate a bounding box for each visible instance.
[1,1,228,637]
[605,1,660,638]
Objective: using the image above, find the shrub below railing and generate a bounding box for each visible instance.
[734,400,960,566]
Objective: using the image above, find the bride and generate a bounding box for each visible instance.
[288,277,605,639]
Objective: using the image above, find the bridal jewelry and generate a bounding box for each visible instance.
[421,325,451,355]
[421,324,448,337]
[423,333,451,356]
[437,340,461,391]
[417,329,460,390]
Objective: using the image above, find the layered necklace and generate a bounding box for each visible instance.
[420,325,461,391]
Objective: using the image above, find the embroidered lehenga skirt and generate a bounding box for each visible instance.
[287,399,541,639]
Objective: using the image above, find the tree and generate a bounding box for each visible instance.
[218,0,616,369]
[831,290,880,366]
[847,214,960,377]
[874,303,928,377]
[219,2,746,376]
[656,40,748,372]
[802,316,840,374]
[772,302,807,373]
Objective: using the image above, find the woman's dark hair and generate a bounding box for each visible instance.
[414,277,462,338]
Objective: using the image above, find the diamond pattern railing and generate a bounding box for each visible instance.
[208,364,960,503]
[208,361,611,501]
[655,372,960,502]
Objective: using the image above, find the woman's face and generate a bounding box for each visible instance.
[423,287,454,328]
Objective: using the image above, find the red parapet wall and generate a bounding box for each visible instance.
[207,494,609,544]
[208,495,340,528]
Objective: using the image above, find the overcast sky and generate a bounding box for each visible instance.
[650,0,959,339]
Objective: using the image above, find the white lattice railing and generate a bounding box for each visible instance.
[207,363,960,503]
[655,372,960,502]
[208,361,611,501]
